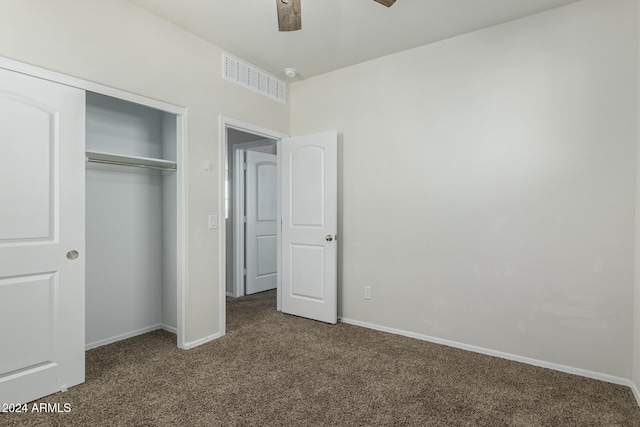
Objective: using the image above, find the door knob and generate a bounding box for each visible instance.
[66,250,79,260]
[325,235,334,242]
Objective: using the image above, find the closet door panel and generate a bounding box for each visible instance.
[0,68,85,405]
[0,95,53,240]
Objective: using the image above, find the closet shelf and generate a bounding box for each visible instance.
[86,150,177,172]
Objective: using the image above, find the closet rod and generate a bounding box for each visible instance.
[86,157,177,172]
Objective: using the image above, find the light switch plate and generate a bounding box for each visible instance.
[208,214,218,229]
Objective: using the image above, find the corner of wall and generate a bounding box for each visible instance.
[632,0,640,406]
[286,80,297,136]
[631,381,640,407]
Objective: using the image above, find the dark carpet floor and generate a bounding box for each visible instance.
[3,289,640,426]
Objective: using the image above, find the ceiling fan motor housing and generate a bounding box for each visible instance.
[277,0,396,32]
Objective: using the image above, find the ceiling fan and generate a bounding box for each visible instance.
[277,0,397,32]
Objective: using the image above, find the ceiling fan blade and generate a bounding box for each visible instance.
[373,0,396,6]
[277,0,302,32]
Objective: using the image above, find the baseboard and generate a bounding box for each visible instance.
[160,324,178,334]
[85,324,165,350]
[226,292,233,297]
[339,317,631,388]
[180,332,223,350]
[630,381,640,407]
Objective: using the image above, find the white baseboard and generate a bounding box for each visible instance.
[85,324,166,350]
[85,322,217,351]
[160,324,177,334]
[630,381,640,407]
[226,292,233,297]
[339,317,632,388]
[180,332,223,350]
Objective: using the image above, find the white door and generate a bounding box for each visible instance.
[281,131,337,324]
[0,68,85,404]
[245,150,277,294]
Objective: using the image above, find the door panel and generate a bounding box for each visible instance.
[0,68,85,404]
[291,146,324,226]
[245,151,277,294]
[0,92,55,240]
[281,131,337,324]
[291,244,325,300]
[0,273,56,374]
[257,235,277,275]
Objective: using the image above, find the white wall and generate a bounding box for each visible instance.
[291,0,638,379]
[86,169,164,345]
[0,0,289,344]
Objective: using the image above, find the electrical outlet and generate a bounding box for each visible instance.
[364,286,372,300]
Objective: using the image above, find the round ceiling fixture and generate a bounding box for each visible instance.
[284,67,298,78]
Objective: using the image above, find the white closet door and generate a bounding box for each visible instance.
[245,150,278,294]
[0,68,85,404]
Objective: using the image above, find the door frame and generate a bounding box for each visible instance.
[0,56,189,349]
[219,116,288,334]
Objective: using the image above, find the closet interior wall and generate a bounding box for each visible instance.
[85,92,177,349]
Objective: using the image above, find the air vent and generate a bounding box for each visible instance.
[223,54,286,103]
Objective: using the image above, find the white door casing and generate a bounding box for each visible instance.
[0,68,85,404]
[245,150,278,295]
[280,131,337,324]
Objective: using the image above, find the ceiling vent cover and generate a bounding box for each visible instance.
[223,53,286,103]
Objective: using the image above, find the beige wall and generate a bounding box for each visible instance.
[0,0,289,343]
[291,0,638,379]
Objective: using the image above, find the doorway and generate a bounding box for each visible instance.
[219,117,339,335]
[227,131,277,297]
[220,117,288,334]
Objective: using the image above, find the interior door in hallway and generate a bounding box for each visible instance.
[245,150,277,295]
[0,68,85,404]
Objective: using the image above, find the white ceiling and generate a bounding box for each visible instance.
[126,0,582,80]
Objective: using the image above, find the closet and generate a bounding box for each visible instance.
[0,61,184,405]
[85,92,178,349]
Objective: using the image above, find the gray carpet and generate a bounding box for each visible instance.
[3,289,640,426]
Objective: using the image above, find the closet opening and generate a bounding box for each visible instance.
[85,91,181,350]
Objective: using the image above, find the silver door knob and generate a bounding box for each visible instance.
[66,250,79,260]
[325,235,334,242]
